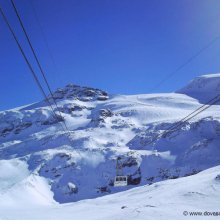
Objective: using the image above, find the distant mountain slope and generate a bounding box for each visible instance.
[177,73,220,103]
[0,74,220,203]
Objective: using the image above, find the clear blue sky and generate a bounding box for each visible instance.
[1,0,220,110]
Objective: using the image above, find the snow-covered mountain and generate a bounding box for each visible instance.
[0,73,220,207]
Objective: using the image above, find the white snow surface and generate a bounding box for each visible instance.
[177,73,220,103]
[0,164,219,220]
[0,73,220,218]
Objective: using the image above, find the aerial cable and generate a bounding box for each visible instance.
[0,6,66,133]
[0,4,84,159]
[3,2,83,159]
[158,94,220,136]
[10,0,69,132]
[144,94,220,147]
[150,35,220,92]
[162,93,220,135]
[162,95,220,136]
[28,0,58,75]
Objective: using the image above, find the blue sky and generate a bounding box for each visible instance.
[1,0,220,110]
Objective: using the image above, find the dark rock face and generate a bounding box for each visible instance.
[57,104,93,114]
[0,123,14,136]
[128,168,141,185]
[97,96,108,101]
[14,122,32,134]
[41,114,63,125]
[90,109,114,126]
[82,89,96,97]
[183,169,201,177]
[215,174,220,181]
[48,84,109,102]
[99,109,114,118]
[122,157,138,168]
[97,186,111,193]
[0,121,32,136]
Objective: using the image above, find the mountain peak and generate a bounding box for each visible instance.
[48,84,109,102]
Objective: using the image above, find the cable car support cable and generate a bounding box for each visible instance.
[10,0,69,132]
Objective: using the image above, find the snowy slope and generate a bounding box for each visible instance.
[0,159,55,207]
[0,74,220,205]
[0,164,219,220]
[177,73,220,103]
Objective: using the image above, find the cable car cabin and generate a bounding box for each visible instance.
[114,176,128,187]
